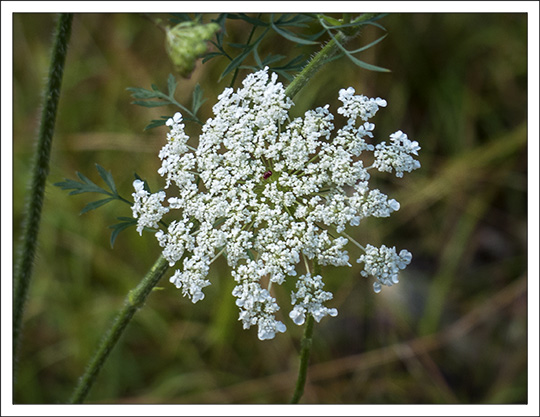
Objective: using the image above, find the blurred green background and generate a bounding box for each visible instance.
[12,13,528,404]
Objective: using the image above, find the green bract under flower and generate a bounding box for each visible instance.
[132,67,420,340]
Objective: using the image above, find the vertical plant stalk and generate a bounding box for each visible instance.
[69,255,169,404]
[13,13,73,367]
[290,260,321,404]
[284,13,376,100]
[290,313,315,403]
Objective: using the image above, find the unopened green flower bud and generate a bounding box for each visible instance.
[165,21,220,78]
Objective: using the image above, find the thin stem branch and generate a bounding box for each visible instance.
[340,230,366,251]
[69,255,169,404]
[13,13,73,373]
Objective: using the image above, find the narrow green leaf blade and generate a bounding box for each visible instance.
[202,51,224,63]
[75,172,109,194]
[345,33,388,55]
[144,117,169,130]
[95,164,117,195]
[191,84,206,116]
[80,197,114,214]
[344,51,390,72]
[220,46,253,80]
[109,218,138,248]
[326,28,390,73]
[271,22,319,45]
[167,74,177,97]
[54,178,91,195]
[126,87,159,99]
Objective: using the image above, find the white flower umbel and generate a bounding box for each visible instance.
[132,67,420,340]
[357,244,413,293]
[372,130,421,178]
[290,273,338,325]
[131,179,169,235]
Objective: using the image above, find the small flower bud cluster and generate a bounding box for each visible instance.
[132,67,420,340]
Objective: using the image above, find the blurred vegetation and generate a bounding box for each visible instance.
[12,13,527,404]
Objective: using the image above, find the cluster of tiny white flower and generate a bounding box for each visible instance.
[289,273,338,326]
[132,67,420,340]
[357,244,413,294]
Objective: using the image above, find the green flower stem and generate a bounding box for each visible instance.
[290,260,322,404]
[69,255,169,404]
[284,13,376,100]
[13,13,73,368]
[290,314,315,403]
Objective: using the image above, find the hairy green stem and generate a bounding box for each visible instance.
[13,13,73,371]
[284,13,376,100]
[69,255,169,404]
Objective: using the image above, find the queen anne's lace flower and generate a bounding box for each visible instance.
[132,67,420,340]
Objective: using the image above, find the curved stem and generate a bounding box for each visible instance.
[69,255,169,404]
[13,13,73,372]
